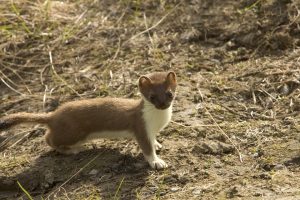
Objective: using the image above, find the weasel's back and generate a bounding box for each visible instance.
[49,97,143,132]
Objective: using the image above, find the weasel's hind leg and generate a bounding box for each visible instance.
[45,130,86,154]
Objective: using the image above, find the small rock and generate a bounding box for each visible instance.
[193,142,216,154]
[214,162,224,168]
[253,149,264,158]
[207,133,226,142]
[253,153,259,157]
[273,164,286,171]
[218,142,235,154]
[225,40,236,50]
[164,174,178,183]
[44,183,50,189]
[170,187,180,192]
[178,176,189,184]
[210,58,221,66]
[192,140,234,155]
[89,169,99,175]
[192,189,201,195]
[186,72,192,77]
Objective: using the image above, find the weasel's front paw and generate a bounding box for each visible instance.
[149,157,168,170]
[154,140,162,151]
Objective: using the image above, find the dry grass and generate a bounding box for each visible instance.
[1,0,300,199]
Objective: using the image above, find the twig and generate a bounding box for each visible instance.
[9,131,32,149]
[0,64,32,94]
[116,7,128,25]
[113,176,125,200]
[74,10,87,24]
[252,90,257,104]
[17,181,33,200]
[0,77,25,95]
[197,85,204,102]
[40,65,50,86]
[143,13,154,47]
[0,136,13,150]
[260,88,277,101]
[197,87,243,162]
[217,103,248,119]
[203,104,243,162]
[170,120,218,128]
[43,85,48,111]
[0,130,32,151]
[48,51,81,97]
[126,3,180,43]
[112,37,121,61]
[102,3,180,74]
[102,37,122,74]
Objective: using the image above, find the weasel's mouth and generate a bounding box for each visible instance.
[155,103,170,110]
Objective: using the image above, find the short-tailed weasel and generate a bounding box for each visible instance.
[0,71,177,169]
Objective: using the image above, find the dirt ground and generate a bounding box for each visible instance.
[1,0,300,199]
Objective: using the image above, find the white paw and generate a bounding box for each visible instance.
[149,157,168,170]
[154,140,163,150]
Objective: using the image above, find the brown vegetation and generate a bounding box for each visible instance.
[1,0,300,199]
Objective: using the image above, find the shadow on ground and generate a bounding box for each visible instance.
[0,147,150,199]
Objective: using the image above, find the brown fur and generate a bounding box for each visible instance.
[0,71,177,169]
[45,98,145,149]
[139,72,176,110]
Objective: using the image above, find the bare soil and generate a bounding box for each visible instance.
[1,0,300,199]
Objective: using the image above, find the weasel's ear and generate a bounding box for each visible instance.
[166,71,177,87]
[138,76,151,88]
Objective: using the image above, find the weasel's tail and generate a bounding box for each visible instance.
[0,113,51,131]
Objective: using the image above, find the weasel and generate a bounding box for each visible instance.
[0,71,177,169]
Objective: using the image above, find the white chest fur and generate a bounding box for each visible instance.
[142,100,172,142]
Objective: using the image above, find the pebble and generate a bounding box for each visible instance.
[225,40,236,50]
[89,169,99,175]
[193,140,234,155]
[192,189,201,195]
[170,187,180,192]
[164,175,177,183]
[273,164,286,171]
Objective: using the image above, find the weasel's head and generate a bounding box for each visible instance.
[139,71,177,110]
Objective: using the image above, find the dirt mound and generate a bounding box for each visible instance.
[178,0,300,53]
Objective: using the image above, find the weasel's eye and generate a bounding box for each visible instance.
[166,91,173,99]
[149,94,156,102]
